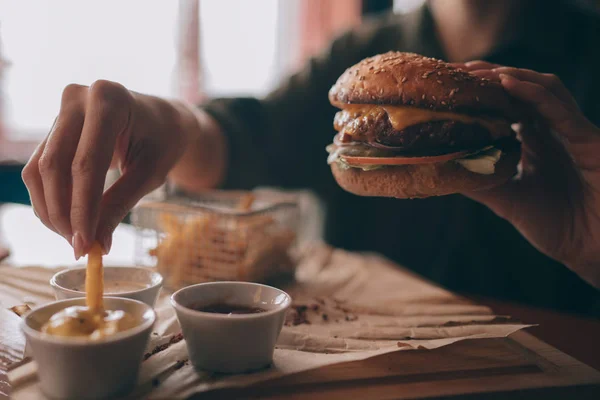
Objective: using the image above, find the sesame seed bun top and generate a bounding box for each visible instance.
[328,52,520,120]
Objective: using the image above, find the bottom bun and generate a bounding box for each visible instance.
[331,146,521,199]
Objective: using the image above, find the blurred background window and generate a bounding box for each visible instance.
[0,0,425,152]
[0,1,179,142]
[0,0,424,208]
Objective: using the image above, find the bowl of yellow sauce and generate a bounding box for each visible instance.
[20,297,156,399]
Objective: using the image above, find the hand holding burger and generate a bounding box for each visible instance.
[327,52,600,288]
[463,61,600,289]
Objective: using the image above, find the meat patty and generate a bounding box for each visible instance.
[377,119,495,153]
[335,109,504,155]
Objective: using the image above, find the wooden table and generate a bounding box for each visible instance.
[473,296,600,373]
[1,203,599,399]
[196,332,599,400]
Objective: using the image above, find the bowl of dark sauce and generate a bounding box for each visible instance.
[171,281,291,373]
[192,303,267,315]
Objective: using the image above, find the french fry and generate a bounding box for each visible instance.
[148,193,297,287]
[85,242,104,312]
[159,212,184,235]
[10,304,31,317]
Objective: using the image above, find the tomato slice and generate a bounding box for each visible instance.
[340,150,472,166]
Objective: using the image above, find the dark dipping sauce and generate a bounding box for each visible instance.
[191,303,267,315]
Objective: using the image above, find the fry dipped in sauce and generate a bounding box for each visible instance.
[85,241,104,312]
[41,242,138,340]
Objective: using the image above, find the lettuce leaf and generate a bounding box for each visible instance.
[455,147,502,175]
[326,143,502,174]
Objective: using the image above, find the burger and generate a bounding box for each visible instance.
[326,52,521,199]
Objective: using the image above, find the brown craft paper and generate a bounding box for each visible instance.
[2,243,531,399]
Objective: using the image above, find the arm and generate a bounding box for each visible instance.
[170,21,386,195]
[165,101,227,192]
[21,20,386,257]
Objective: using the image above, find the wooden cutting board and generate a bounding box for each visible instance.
[196,331,600,400]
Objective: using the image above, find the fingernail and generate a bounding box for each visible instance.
[499,74,516,85]
[73,232,83,260]
[58,228,73,244]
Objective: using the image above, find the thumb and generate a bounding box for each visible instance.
[96,167,165,253]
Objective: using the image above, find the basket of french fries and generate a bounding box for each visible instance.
[131,191,300,289]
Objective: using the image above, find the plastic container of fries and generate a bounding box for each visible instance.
[131,191,300,290]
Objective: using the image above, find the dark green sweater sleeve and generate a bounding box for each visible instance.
[201,21,389,197]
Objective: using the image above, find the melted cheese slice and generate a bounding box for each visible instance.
[339,105,510,139]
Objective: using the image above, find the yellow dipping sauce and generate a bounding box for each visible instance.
[42,242,139,340]
[41,306,138,340]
